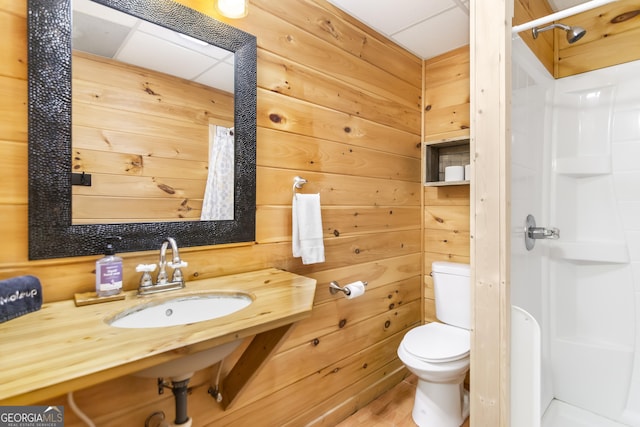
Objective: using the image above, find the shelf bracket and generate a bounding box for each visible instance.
[221,323,294,410]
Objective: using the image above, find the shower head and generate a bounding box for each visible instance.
[532,23,587,44]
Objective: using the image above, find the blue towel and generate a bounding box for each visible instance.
[0,275,43,323]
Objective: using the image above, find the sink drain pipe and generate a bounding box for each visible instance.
[155,375,193,426]
[170,377,190,425]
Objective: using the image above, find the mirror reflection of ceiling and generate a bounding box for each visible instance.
[72,0,235,93]
[326,0,592,60]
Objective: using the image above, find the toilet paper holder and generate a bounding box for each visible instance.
[329,280,368,295]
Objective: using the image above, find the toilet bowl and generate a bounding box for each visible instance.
[398,323,470,426]
[397,261,471,427]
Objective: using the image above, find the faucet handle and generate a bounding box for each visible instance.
[168,260,187,285]
[168,260,188,269]
[136,264,157,289]
[136,263,157,273]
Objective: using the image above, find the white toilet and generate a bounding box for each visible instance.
[397,261,471,427]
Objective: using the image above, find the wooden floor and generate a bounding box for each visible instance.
[335,375,470,427]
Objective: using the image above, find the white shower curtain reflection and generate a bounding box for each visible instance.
[201,124,234,220]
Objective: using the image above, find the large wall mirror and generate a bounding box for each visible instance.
[28,0,257,259]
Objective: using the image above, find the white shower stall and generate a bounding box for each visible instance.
[511,37,640,426]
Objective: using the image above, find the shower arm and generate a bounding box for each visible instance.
[532,23,570,38]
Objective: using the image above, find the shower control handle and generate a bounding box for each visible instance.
[528,226,560,240]
[524,214,560,251]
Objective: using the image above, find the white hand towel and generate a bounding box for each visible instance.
[292,193,325,264]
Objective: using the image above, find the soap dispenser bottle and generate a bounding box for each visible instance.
[96,237,123,297]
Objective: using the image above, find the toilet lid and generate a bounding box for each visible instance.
[402,323,470,363]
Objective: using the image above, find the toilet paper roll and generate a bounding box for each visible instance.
[464,164,471,181]
[344,281,366,299]
[444,165,464,182]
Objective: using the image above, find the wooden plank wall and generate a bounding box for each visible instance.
[423,46,470,142]
[423,186,470,322]
[72,52,234,223]
[0,0,424,425]
[423,47,471,323]
[555,0,640,77]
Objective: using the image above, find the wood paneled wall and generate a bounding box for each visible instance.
[72,52,234,223]
[0,0,423,425]
[423,45,470,142]
[555,0,640,78]
[422,47,471,323]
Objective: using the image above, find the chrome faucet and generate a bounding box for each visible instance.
[137,237,188,295]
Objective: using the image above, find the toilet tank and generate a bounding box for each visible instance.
[432,261,471,329]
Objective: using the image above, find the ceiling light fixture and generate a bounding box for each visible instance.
[216,0,248,19]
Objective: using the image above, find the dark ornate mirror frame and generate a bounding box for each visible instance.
[28,0,257,259]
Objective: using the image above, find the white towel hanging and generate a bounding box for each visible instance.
[292,193,325,264]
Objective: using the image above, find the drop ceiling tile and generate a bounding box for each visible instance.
[115,31,219,81]
[327,0,456,34]
[392,7,469,59]
[195,61,235,94]
[73,11,131,58]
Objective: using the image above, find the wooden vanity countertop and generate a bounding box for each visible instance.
[0,268,316,405]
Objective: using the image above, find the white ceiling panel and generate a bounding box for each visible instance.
[327,0,456,34]
[115,31,220,81]
[392,6,470,59]
[196,61,235,93]
[327,0,470,59]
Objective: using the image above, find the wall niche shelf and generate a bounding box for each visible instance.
[549,241,629,264]
[424,135,470,186]
[425,180,469,187]
[555,156,611,177]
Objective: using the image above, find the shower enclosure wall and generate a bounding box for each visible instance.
[511,38,640,426]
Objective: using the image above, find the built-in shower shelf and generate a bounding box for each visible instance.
[555,157,611,177]
[555,337,634,353]
[424,180,469,187]
[550,241,629,263]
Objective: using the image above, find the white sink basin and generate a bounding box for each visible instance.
[107,292,253,379]
[108,292,253,329]
[133,339,244,379]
